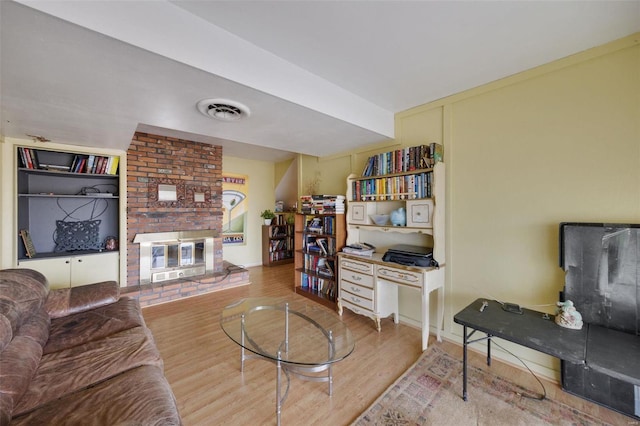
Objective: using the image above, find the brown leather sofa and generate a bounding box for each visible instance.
[0,268,181,425]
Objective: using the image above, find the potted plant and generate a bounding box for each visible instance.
[260,209,276,225]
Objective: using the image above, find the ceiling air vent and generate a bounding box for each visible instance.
[196,98,250,122]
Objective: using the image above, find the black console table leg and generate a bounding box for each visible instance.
[462,325,468,401]
[487,334,491,366]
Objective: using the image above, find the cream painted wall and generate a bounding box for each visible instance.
[274,157,297,210]
[222,155,275,267]
[300,34,640,379]
[0,137,9,269]
[442,36,639,378]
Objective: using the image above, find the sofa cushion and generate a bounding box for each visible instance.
[45,281,119,319]
[14,326,163,417]
[0,299,19,351]
[0,269,49,301]
[0,335,43,423]
[0,269,49,333]
[17,307,50,349]
[11,365,182,426]
[44,297,145,354]
[0,303,50,422]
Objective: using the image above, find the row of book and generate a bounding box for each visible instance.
[299,194,345,214]
[267,250,293,262]
[352,171,433,201]
[267,225,293,238]
[361,143,443,177]
[268,238,292,253]
[303,255,335,278]
[17,147,41,169]
[304,235,335,256]
[300,273,337,300]
[69,154,119,175]
[304,216,338,236]
[17,147,119,175]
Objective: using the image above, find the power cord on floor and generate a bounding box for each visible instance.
[491,340,547,401]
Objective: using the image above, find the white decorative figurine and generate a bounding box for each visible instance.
[555,300,583,330]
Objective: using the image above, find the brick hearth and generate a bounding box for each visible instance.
[121,261,250,307]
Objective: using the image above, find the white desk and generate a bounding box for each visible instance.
[337,252,444,350]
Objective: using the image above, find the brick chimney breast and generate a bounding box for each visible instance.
[127,132,224,288]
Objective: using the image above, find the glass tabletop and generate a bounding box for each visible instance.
[220,297,354,366]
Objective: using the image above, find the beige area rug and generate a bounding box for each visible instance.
[352,345,612,426]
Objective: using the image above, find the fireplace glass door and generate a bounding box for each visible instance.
[180,242,194,266]
[151,241,205,271]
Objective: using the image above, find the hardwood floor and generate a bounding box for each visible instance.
[142,264,632,426]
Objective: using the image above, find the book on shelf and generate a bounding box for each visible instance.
[360,143,443,177]
[65,154,119,174]
[305,217,323,233]
[299,194,345,214]
[341,246,374,257]
[352,170,433,201]
[316,238,328,255]
[41,164,70,172]
[18,147,41,169]
[342,243,375,257]
[317,259,335,278]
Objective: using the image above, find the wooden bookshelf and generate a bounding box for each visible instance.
[261,213,294,266]
[294,212,346,310]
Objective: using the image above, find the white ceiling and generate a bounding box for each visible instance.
[2,1,639,162]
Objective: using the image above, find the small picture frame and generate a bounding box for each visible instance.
[20,229,36,258]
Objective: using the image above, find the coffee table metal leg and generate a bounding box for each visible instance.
[284,303,289,353]
[240,314,246,372]
[276,352,282,426]
[328,330,333,396]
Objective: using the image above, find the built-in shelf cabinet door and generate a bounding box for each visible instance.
[17,251,119,288]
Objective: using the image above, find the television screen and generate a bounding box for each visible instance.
[560,222,640,334]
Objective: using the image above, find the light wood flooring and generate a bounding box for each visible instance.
[142,263,633,425]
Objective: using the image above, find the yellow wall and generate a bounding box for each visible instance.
[222,155,275,267]
[301,33,640,379]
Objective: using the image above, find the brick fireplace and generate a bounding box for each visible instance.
[124,132,249,306]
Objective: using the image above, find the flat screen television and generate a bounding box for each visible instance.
[559,222,640,335]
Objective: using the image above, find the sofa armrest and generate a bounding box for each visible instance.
[45,281,119,319]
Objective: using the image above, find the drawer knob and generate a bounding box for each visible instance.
[351,286,361,293]
[352,275,361,281]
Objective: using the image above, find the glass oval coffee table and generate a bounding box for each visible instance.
[221,297,354,425]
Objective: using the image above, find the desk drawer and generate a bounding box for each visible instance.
[340,281,374,300]
[341,290,373,310]
[376,266,423,288]
[340,298,373,316]
[340,258,374,275]
[340,270,373,288]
